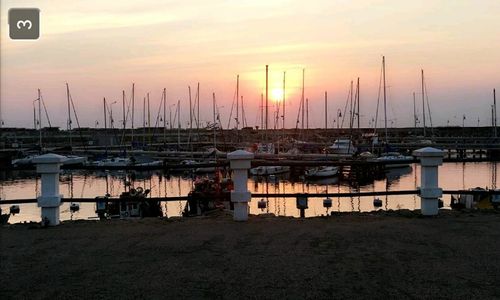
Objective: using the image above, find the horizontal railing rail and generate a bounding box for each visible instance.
[3,189,500,205]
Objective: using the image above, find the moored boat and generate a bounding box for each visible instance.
[184,173,233,216]
[90,157,132,167]
[12,155,37,166]
[328,138,356,155]
[250,165,290,176]
[95,186,161,219]
[64,155,87,166]
[375,152,413,168]
[13,154,86,166]
[305,166,339,178]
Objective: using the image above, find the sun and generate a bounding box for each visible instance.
[271,88,284,102]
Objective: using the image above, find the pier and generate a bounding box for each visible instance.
[3,126,500,156]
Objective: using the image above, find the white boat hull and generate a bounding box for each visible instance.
[376,154,413,168]
[305,166,339,178]
[250,166,290,176]
[91,158,132,167]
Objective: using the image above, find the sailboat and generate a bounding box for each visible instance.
[328,81,357,156]
[194,92,226,174]
[63,84,87,164]
[373,56,413,168]
[250,66,290,176]
[88,97,131,167]
[12,87,87,166]
[306,92,339,178]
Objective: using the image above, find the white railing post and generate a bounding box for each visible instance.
[413,147,444,216]
[227,150,254,221]
[32,154,66,226]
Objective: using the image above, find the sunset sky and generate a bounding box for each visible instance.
[1,0,499,129]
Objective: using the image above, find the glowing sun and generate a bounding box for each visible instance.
[271,88,284,102]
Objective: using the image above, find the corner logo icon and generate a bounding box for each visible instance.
[9,8,40,40]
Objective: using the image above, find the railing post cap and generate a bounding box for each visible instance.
[32,153,67,164]
[412,147,444,157]
[227,150,254,160]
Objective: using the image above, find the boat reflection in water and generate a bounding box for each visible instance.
[385,166,413,182]
[305,176,339,186]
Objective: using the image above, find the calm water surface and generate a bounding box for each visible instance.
[1,162,498,223]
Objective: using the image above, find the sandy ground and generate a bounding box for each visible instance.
[2,210,500,299]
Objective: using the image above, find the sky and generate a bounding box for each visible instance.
[1,0,499,129]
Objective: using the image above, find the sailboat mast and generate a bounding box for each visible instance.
[66,83,72,147]
[38,89,42,147]
[147,92,151,145]
[236,75,239,130]
[421,69,426,137]
[382,56,388,143]
[306,98,309,130]
[131,83,135,146]
[122,90,126,131]
[357,77,360,129]
[301,69,305,131]
[413,92,417,131]
[33,102,36,130]
[260,93,264,131]
[163,88,167,146]
[103,98,107,151]
[324,91,328,130]
[189,86,192,132]
[350,80,354,130]
[265,65,269,140]
[197,83,200,132]
[283,71,286,132]
[241,96,245,127]
[177,100,181,150]
[213,93,217,149]
[143,96,146,145]
[66,82,73,147]
[494,88,497,137]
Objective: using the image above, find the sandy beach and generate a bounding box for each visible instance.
[2,210,500,299]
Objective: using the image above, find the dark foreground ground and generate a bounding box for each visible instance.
[2,210,500,299]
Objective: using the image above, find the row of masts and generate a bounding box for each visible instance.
[24,61,498,150]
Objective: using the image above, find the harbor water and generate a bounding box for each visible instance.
[1,162,498,223]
